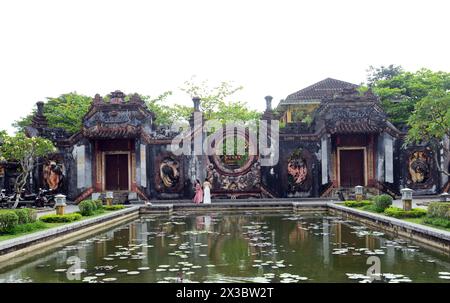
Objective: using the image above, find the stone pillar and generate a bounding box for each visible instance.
[193,96,201,112]
[355,185,364,201]
[384,134,394,183]
[55,194,66,215]
[106,191,113,206]
[401,188,413,211]
[264,96,273,111]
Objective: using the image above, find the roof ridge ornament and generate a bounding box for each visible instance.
[31,101,49,129]
[110,90,125,104]
[93,93,104,105]
[130,93,144,104]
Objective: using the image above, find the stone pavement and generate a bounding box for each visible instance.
[392,197,441,210]
[35,205,80,218]
[29,196,441,218]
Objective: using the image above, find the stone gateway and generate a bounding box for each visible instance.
[2,79,447,202]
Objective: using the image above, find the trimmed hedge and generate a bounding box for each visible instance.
[79,199,104,216]
[94,199,103,210]
[384,207,427,218]
[427,202,450,219]
[373,195,393,212]
[13,208,37,225]
[39,213,82,223]
[423,217,450,228]
[79,200,96,216]
[103,205,125,211]
[344,200,372,208]
[0,211,19,233]
[11,221,47,234]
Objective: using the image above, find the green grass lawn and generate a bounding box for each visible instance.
[0,209,123,242]
[403,217,450,232]
[0,222,65,242]
[344,204,450,232]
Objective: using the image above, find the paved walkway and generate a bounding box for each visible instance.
[30,197,441,218]
[35,205,79,218]
[392,197,441,209]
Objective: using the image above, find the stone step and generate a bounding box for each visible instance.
[91,191,141,204]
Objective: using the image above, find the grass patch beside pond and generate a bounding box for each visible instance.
[0,222,65,242]
[0,206,127,242]
[403,217,450,232]
[340,202,450,232]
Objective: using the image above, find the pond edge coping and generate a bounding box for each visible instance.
[0,206,140,256]
[328,203,450,252]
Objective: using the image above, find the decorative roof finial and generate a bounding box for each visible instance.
[93,94,103,105]
[130,93,145,105]
[264,95,273,111]
[31,101,48,129]
[36,101,45,116]
[192,96,201,112]
[110,90,125,104]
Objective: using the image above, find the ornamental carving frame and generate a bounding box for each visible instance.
[154,154,184,193]
[405,147,436,190]
[207,129,258,177]
[287,148,313,193]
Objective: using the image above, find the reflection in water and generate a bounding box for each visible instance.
[0,211,450,283]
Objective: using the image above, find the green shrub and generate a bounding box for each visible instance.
[79,200,96,216]
[94,199,103,210]
[13,208,37,225]
[0,211,19,233]
[344,200,372,208]
[423,217,450,228]
[427,202,450,219]
[39,213,82,223]
[384,207,427,218]
[373,194,393,212]
[361,204,378,212]
[103,205,125,211]
[11,220,47,234]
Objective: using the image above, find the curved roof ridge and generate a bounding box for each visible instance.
[281,78,359,105]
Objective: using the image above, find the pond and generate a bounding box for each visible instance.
[1,210,450,283]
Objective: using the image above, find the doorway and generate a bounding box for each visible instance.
[104,153,129,191]
[338,148,366,187]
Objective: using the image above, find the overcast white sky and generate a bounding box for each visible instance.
[0,0,449,133]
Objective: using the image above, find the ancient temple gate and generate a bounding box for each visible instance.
[11,82,446,202]
[275,85,444,198]
[315,89,399,196]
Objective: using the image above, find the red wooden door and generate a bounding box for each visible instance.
[339,149,365,187]
[105,154,129,190]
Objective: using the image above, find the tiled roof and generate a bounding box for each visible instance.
[280,78,359,105]
[331,123,381,134]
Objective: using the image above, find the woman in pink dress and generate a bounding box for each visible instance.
[193,179,203,204]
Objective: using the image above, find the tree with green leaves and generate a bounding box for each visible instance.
[366,64,404,87]
[366,67,450,126]
[143,91,193,126]
[13,78,260,133]
[180,76,260,123]
[0,133,56,208]
[14,92,92,134]
[406,92,450,176]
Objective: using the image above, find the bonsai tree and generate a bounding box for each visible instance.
[0,132,56,208]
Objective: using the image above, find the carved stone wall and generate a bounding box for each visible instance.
[400,145,439,194]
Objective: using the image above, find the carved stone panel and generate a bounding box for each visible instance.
[287,148,313,194]
[154,154,183,193]
[405,147,436,189]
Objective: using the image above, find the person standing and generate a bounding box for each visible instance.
[193,179,203,204]
[203,178,211,204]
